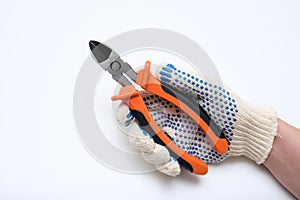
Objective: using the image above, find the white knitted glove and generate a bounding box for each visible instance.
[115,63,278,177]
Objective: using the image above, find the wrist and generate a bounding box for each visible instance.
[229,97,278,164]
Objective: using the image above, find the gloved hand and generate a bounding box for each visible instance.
[115,63,278,177]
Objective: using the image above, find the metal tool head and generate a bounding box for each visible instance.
[89,40,120,71]
[89,40,137,86]
[89,40,112,63]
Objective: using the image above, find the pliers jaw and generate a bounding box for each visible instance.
[89,40,137,86]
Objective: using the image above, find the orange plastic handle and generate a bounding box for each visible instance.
[135,61,228,154]
[112,85,208,175]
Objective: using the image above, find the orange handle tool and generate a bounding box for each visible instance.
[135,61,228,154]
[112,85,208,175]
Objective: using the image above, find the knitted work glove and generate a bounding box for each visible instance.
[115,63,278,177]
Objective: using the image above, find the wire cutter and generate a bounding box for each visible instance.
[89,40,228,175]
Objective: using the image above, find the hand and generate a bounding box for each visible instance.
[115,63,278,176]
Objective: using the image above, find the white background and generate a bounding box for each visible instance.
[0,0,299,199]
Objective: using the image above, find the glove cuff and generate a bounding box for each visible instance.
[229,97,278,164]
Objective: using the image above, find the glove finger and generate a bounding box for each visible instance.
[130,122,181,176]
[128,121,156,152]
[116,103,155,151]
[142,142,170,164]
[156,157,181,177]
[116,103,181,176]
[129,121,179,168]
[115,103,134,128]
